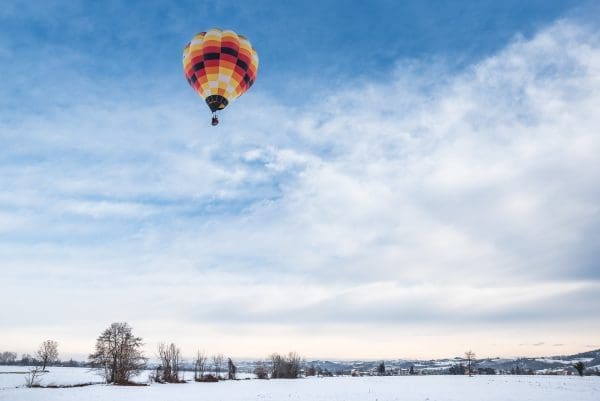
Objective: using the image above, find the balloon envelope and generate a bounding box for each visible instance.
[183,28,259,113]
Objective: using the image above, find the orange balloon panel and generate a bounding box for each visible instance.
[183,28,259,112]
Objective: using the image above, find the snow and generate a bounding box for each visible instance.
[489,358,517,363]
[1,366,121,389]
[1,368,599,401]
[535,358,594,365]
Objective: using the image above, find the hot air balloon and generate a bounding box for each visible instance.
[183,28,259,126]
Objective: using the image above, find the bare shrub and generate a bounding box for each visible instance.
[270,352,303,379]
[254,362,269,379]
[574,361,585,376]
[24,366,45,388]
[37,340,59,371]
[212,354,224,379]
[194,350,207,381]
[156,342,184,383]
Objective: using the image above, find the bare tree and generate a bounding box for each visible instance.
[37,340,59,372]
[212,354,224,379]
[377,361,386,376]
[194,350,207,381]
[270,352,303,378]
[23,341,59,388]
[88,322,146,385]
[465,350,476,377]
[20,353,34,366]
[269,353,282,378]
[227,358,237,380]
[0,351,17,365]
[156,342,183,383]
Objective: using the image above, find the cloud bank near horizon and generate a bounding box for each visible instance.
[1,18,600,359]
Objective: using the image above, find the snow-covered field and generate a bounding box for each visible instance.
[0,366,106,389]
[1,367,598,401]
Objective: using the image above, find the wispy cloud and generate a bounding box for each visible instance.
[1,18,600,358]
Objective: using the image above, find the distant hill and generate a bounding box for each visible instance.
[300,349,600,375]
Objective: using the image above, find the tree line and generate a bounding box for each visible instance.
[88,322,305,385]
[5,325,597,386]
[0,340,59,370]
[0,340,62,368]
[1,322,307,386]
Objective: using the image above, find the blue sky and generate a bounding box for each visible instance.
[1,0,589,110]
[1,0,600,359]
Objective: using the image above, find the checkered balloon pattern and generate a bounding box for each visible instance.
[183,28,259,113]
